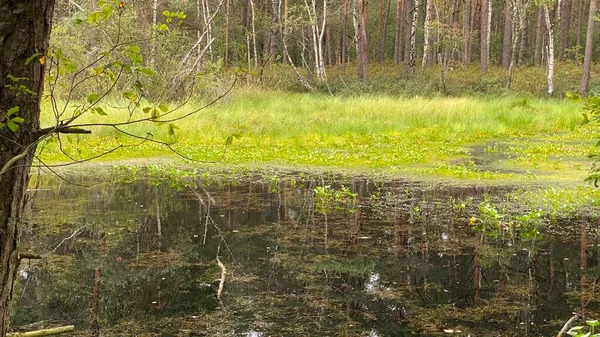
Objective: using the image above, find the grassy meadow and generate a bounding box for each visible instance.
[38,88,597,184]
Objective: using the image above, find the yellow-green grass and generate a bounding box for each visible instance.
[38,89,596,184]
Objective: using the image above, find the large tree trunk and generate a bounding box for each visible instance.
[501,0,513,68]
[462,0,471,65]
[394,0,404,63]
[558,0,572,60]
[0,2,55,336]
[580,0,597,95]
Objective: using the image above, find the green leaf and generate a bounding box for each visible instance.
[6,121,18,132]
[122,91,134,99]
[137,67,155,77]
[158,104,168,112]
[566,91,582,102]
[25,53,42,65]
[87,93,101,104]
[95,107,107,116]
[0,122,5,129]
[151,109,160,121]
[226,135,234,146]
[7,106,19,117]
[162,9,171,16]
[143,107,152,114]
[167,123,179,137]
[74,18,84,24]
[10,117,24,124]
[588,321,600,328]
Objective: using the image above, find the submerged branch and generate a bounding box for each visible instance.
[7,325,75,337]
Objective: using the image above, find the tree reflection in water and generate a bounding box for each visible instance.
[10,170,600,336]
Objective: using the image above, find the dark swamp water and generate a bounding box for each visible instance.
[11,168,600,336]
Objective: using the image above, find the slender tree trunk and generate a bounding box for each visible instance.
[394,0,405,63]
[580,0,597,95]
[506,0,530,89]
[151,0,158,65]
[577,0,586,49]
[409,0,419,74]
[0,2,55,336]
[356,0,370,81]
[224,0,230,66]
[325,24,333,65]
[501,0,513,68]
[269,0,281,62]
[534,6,544,66]
[403,0,412,63]
[422,0,432,69]
[339,0,349,65]
[558,0,572,60]
[544,5,555,96]
[283,0,289,64]
[480,0,489,72]
[462,0,471,64]
[382,0,393,62]
[249,0,258,68]
[378,0,385,62]
[518,9,528,66]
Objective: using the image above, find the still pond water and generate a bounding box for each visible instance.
[12,169,600,336]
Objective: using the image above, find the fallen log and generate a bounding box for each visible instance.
[7,325,75,337]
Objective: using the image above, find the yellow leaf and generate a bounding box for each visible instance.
[131,95,137,102]
[39,56,46,65]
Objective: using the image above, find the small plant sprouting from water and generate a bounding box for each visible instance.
[567,319,600,337]
[314,185,358,213]
[472,196,544,241]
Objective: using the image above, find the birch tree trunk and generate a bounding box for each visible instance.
[250,0,258,68]
[422,0,432,69]
[544,5,555,96]
[506,0,530,89]
[480,0,490,72]
[304,0,327,82]
[409,0,419,74]
[580,0,597,95]
[151,0,158,65]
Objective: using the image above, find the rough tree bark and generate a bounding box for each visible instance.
[394,0,404,63]
[534,6,544,66]
[462,0,471,65]
[577,0,586,49]
[0,2,56,336]
[580,0,597,95]
[501,0,513,68]
[355,0,370,81]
